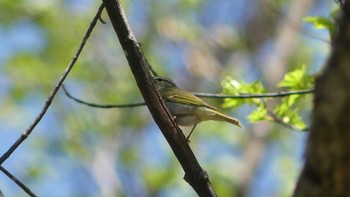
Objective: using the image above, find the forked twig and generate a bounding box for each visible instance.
[0,3,105,197]
[0,2,104,165]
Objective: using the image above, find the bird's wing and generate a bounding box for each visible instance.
[161,88,217,110]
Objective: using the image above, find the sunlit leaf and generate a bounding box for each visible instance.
[221,77,266,108]
[303,15,336,38]
[248,105,268,122]
[303,16,335,30]
[282,109,306,130]
[278,65,314,90]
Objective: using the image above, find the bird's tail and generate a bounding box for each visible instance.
[203,108,243,128]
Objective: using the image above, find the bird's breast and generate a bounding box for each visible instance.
[164,101,197,115]
[164,102,201,126]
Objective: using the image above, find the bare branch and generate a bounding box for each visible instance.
[62,81,313,109]
[62,84,146,108]
[0,166,36,197]
[0,3,104,165]
[193,88,314,99]
[144,58,159,77]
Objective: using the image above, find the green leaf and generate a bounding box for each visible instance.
[221,77,266,108]
[221,98,241,108]
[248,105,268,122]
[278,65,314,90]
[274,94,301,115]
[303,16,334,30]
[278,66,304,88]
[303,16,336,37]
[281,109,306,130]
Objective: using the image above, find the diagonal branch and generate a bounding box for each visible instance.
[101,0,217,196]
[0,166,36,197]
[0,2,105,165]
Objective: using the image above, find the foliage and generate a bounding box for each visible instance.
[303,14,337,38]
[222,65,314,130]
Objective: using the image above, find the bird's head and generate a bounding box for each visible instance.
[153,77,177,90]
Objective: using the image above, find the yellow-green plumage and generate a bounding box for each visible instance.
[159,85,216,110]
[154,77,242,128]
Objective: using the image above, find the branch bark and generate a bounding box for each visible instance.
[293,2,350,196]
[101,0,217,196]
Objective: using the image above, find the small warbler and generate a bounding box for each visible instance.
[154,77,242,140]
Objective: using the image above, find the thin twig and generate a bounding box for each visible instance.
[266,109,309,131]
[63,76,312,132]
[0,4,104,165]
[138,43,159,77]
[260,99,309,131]
[193,88,314,99]
[145,58,159,77]
[0,166,36,197]
[99,16,107,24]
[63,83,313,109]
[62,84,146,108]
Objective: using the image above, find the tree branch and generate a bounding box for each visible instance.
[101,0,217,196]
[0,166,36,197]
[193,88,314,99]
[62,82,314,109]
[0,1,104,191]
[62,84,145,108]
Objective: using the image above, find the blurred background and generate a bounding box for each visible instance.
[0,0,333,196]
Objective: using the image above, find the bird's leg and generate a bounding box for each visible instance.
[186,124,198,142]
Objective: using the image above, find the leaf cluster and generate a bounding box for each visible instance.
[222,65,314,130]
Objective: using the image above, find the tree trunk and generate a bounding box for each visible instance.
[293,2,350,196]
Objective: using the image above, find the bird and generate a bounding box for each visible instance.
[154,77,242,140]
